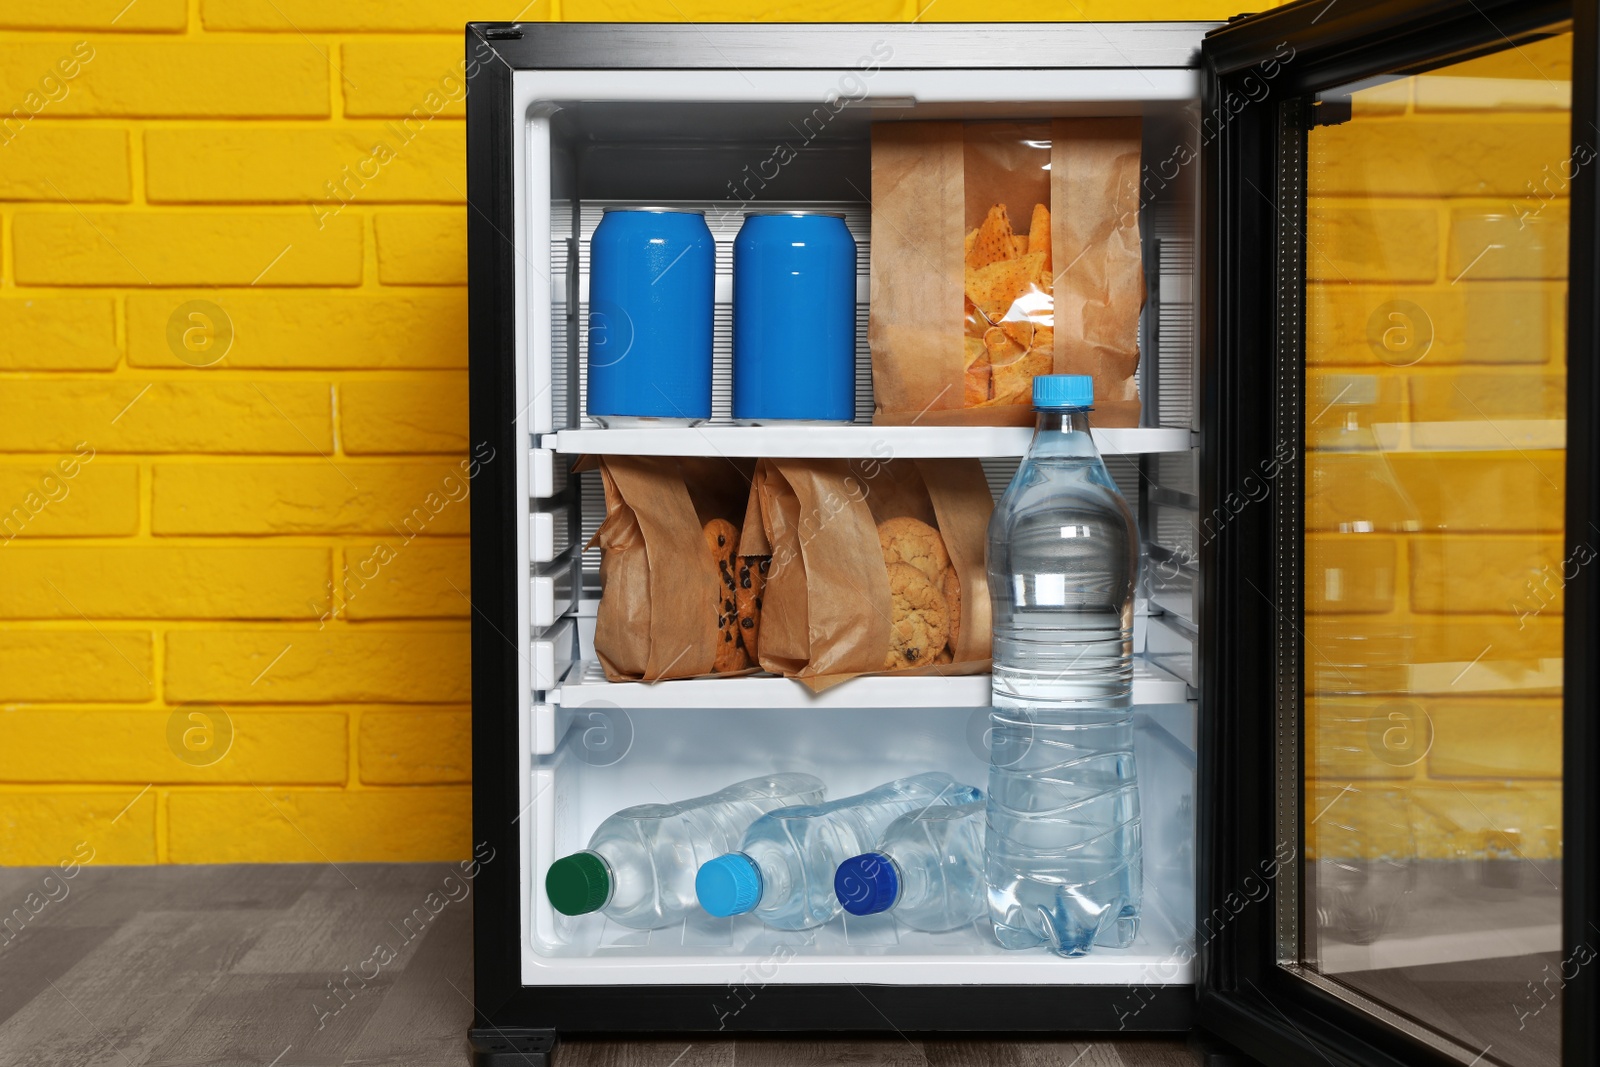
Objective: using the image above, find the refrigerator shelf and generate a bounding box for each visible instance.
[540,425,1192,460]
[547,655,1192,709]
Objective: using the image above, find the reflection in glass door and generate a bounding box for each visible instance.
[1300,26,1571,1067]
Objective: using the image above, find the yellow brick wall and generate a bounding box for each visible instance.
[1303,35,1570,862]
[0,2,1257,864]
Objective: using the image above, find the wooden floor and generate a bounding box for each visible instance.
[0,864,1197,1067]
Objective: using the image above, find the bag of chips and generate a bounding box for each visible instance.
[869,119,1145,427]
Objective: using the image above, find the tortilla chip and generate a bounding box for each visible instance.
[983,326,1026,365]
[1000,319,1034,350]
[963,335,991,406]
[1010,235,1029,259]
[966,204,1015,270]
[989,349,1053,408]
[1031,325,1054,357]
[966,251,1046,324]
[1027,203,1051,274]
[964,228,978,259]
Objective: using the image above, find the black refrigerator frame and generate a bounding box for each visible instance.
[1198,1,1600,1066]
[464,4,1600,1064]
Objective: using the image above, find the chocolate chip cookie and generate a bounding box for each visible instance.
[702,518,747,672]
[736,555,768,665]
[883,561,950,671]
[877,516,951,587]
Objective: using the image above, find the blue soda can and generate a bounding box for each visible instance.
[732,211,857,423]
[586,207,715,426]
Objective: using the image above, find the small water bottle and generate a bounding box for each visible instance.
[985,375,1142,957]
[834,800,986,932]
[544,772,825,930]
[696,772,981,930]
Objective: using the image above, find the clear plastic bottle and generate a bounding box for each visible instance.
[985,375,1142,957]
[834,800,986,932]
[544,772,825,929]
[696,772,981,930]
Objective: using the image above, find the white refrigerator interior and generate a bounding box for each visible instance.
[512,61,1204,987]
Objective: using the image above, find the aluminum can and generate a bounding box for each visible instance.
[586,207,714,425]
[732,211,857,423]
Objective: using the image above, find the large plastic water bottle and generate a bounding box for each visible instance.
[544,772,825,929]
[834,800,986,932]
[985,375,1142,957]
[695,772,981,930]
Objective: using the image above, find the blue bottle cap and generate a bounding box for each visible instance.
[834,853,899,916]
[696,853,763,917]
[1033,374,1094,410]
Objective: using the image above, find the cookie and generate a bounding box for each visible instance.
[883,562,950,671]
[702,519,747,673]
[942,566,962,657]
[877,516,951,587]
[934,647,953,665]
[736,555,768,664]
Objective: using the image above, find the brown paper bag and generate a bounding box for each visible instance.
[589,455,757,682]
[870,118,1144,428]
[744,457,994,692]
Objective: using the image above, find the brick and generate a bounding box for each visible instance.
[1305,615,1561,697]
[204,0,542,31]
[1304,784,1421,861]
[374,212,465,285]
[0,708,347,784]
[1410,536,1564,615]
[1409,371,1565,423]
[1307,451,1564,533]
[126,289,465,369]
[0,127,129,201]
[342,41,468,119]
[0,790,157,866]
[1306,697,1425,780]
[1404,784,1561,860]
[164,627,469,703]
[1307,284,1562,367]
[1307,203,1439,283]
[0,631,152,702]
[339,377,468,454]
[166,787,469,863]
[0,42,329,118]
[152,460,476,535]
[915,0,1234,17]
[1425,698,1561,778]
[0,297,121,370]
[567,0,906,16]
[1449,205,1569,281]
[0,460,138,540]
[1308,118,1570,199]
[145,124,464,204]
[1306,371,1405,451]
[0,0,187,30]
[339,541,469,619]
[1420,66,1568,113]
[12,211,362,286]
[0,547,329,619]
[0,381,333,453]
[1306,535,1396,614]
[358,709,470,783]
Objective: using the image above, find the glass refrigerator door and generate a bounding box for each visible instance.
[1200,1,1599,1065]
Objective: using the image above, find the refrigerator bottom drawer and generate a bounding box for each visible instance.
[521,703,1196,987]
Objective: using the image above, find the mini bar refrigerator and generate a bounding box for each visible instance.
[465,4,1600,1065]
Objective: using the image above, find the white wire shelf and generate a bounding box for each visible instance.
[548,655,1192,710]
[542,425,1193,459]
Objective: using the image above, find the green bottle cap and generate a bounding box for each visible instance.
[545,851,611,915]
